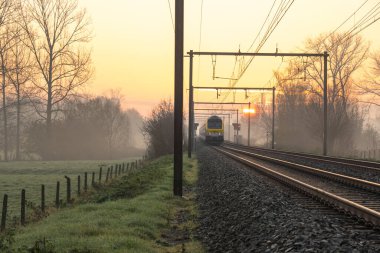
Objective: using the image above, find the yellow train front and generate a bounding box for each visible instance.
[199,115,224,145]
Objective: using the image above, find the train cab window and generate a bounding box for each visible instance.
[207,120,222,129]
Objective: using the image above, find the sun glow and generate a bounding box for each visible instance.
[243,108,256,114]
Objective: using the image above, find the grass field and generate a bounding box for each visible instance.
[0,158,140,216]
[5,155,203,253]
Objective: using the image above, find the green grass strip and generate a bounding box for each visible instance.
[6,155,203,253]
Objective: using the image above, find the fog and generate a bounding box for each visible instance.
[0,95,146,161]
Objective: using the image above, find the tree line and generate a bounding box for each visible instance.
[0,0,146,161]
[250,33,380,156]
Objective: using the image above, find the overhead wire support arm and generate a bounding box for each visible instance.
[194,102,251,105]
[195,113,232,116]
[193,86,274,91]
[214,77,239,80]
[194,108,240,112]
[188,51,327,57]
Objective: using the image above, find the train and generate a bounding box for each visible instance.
[199,115,224,145]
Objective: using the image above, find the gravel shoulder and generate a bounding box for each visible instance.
[196,146,380,252]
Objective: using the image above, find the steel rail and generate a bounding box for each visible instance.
[224,141,380,172]
[214,146,380,226]
[221,145,380,193]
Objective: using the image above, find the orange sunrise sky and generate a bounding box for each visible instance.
[79,0,380,116]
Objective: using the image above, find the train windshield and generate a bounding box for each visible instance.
[207,119,222,129]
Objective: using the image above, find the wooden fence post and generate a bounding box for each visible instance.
[21,189,26,225]
[56,181,60,208]
[118,165,121,175]
[41,184,45,213]
[1,194,7,232]
[99,167,102,183]
[84,172,88,192]
[78,175,81,196]
[110,166,113,179]
[64,176,71,203]
[106,168,110,182]
[92,172,95,186]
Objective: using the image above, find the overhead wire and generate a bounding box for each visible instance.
[167,0,175,32]
[247,0,278,52]
[236,0,294,79]
[339,1,380,43]
[329,0,369,35]
[269,0,376,88]
[304,0,379,53]
[197,0,204,85]
[265,58,285,87]
[220,0,295,102]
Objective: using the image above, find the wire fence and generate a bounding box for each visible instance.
[0,159,144,233]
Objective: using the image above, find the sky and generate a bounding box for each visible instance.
[79,0,380,116]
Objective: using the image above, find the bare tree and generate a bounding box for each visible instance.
[277,33,369,153]
[0,0,17,161]
[102,93,128,159]
[275,67,318,151]
[7,25,33,160]
[20,0,92,158]
[356,50,380,105]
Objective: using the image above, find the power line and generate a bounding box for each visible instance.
[340,1,380,42]
[306,0,379,51]
[198,0,204,52]
[234,0,294,79]
[197,0,205,84]
[330,0,369,35]
[247,0,278,52]
[265,58,285,87]
[221,0,295,102]
[167,0,175,32]
[270,1,377,87]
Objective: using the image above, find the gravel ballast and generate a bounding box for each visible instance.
[196,146,380,252]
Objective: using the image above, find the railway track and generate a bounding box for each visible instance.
[224,141,380,173]
[214,145,380,227]
[223,142,380,185]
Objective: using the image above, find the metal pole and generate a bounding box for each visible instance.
[188,50,193,158]
[323,51,328,156]
[272,87,275,149]
[236,109,239,144]
[248,102,251,146]
[223,116,225,142]
[174,0,184,196]
[228,114,231,141]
